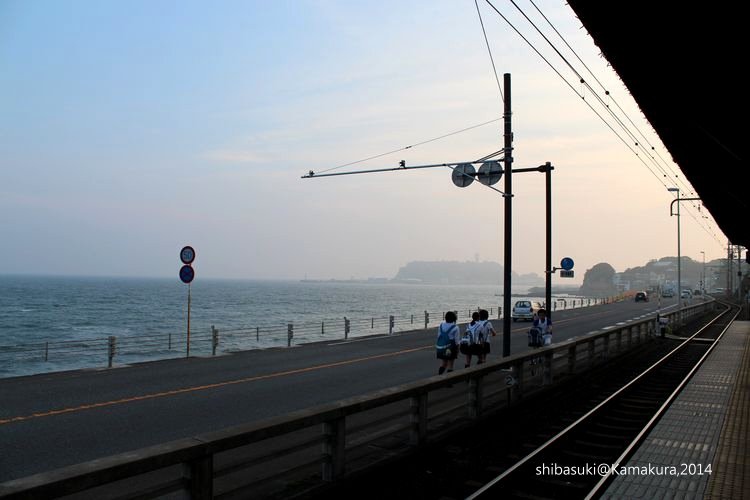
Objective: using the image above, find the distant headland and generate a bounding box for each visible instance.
[302,261,544,286]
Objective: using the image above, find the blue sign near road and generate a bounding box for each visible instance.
[179,264,195,284]
[561,257,574,271]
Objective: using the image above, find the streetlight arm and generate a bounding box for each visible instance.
[669,197,701,216]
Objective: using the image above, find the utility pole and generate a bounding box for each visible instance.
[727,241,732,297]
[502,73,513,358]
[303,73,553,358]
[545,161,552,322]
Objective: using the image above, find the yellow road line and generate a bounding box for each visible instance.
[0,345,430,426]
[1,309,629,426]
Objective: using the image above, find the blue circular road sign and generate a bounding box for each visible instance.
[561,257,574,271]
[180,246,196,265]
[180,265,195,284]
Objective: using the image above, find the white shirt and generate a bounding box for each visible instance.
[476,320,495,344]
[437,321,460,344]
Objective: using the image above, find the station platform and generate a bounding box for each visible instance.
[602,320,750,499]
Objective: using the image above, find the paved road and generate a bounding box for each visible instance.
[0,298,684,481]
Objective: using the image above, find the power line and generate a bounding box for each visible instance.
[482,0,724,248]
[474,0,504,104]
[525,0,697,198]
[504,0,674,183]
[314,118,501,175]
[480,0,666,184]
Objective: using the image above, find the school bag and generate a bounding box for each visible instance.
[475,320,486,344]
[436,323,457,357]
[528,327,544,348]
[460,323,477,345]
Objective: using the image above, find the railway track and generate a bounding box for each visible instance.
[308,301,739,500]
[467,301,739,499]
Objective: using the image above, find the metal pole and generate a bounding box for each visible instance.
[727,241,732,297]
[545,161,552,322]
[186,283,191,358]
[738,245,742,301]
[502,73,512,357]
[676,194,681,325]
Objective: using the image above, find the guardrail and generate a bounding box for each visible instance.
[0,296,619,377]
[0,300,715,499]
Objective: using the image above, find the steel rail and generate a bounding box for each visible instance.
[467,301,738,499]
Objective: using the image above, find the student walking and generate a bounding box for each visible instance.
[475,309,496,364]
[460,311,480,368]
[436,311,459,374]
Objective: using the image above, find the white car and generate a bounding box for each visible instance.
[681,290,692,299]
[511,300,542,322]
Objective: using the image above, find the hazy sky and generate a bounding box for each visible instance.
[0,0,728,282]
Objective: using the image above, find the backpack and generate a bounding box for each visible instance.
[461,322,477,345]
[436,323,457,358]
[475,320,486,344]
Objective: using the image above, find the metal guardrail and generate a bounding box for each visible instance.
[0,297,617,375]
[0,300,714,499]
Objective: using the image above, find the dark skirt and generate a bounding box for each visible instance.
[437,341,458,360]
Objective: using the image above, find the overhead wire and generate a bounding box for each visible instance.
[474,0,505,104]
[479,0,667,185]
[314,118,502,175]
[524,0,697,198]
[512,0,718,242]
[481,0,724,247]
[503,0,674,183]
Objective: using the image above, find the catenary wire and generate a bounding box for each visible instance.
[314,118,502,175]
[483,0,724,247]
[474,0,505,104]
[525,0,696,198]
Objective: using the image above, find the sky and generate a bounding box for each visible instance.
[0,0,729,282]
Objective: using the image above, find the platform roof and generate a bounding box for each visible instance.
[568,1,747,249]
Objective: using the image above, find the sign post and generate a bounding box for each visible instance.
[180,246,196,357]
[548,257,574,315]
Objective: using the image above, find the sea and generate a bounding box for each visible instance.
[0,275,552,379]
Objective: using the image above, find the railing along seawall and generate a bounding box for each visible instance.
[0,300,716,499]
[1,297,618,377]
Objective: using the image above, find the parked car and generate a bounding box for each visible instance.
[512,300,543,321]
[634,291,649,302]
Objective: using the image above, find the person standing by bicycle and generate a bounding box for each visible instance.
[533,308,552,346]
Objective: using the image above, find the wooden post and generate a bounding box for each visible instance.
[410,394,428,446]
[108,336,116,368]
[322,418,346,481]
[287,323,293,347]
[567,344,576,375]
[543,351,553,385]
[468,376,484,419]
[184,455,213,499]
[513,359,524,402]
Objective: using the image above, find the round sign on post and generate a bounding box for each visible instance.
[180,264,195,284]
[477,161,503,186]
[561,257,574,271]
[180,246,196,265]
[451,163,476,188]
